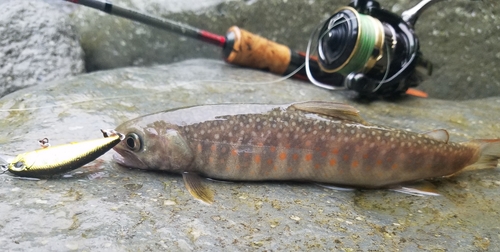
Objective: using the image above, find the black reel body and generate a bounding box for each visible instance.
[316,0,432,98]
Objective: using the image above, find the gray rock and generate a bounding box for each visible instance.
[0,0,85,97]
[0,59,499,251]
[69,0,500,100]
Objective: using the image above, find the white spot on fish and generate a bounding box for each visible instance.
[214,134,220,140]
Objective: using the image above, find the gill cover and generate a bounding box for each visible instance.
[164,129,195,171]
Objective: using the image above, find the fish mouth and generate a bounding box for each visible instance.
[112,148,148,170]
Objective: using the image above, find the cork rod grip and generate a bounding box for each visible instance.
[224,26,292,75]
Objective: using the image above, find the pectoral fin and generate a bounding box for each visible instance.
[182,172,214,204]
[291,101,366,124]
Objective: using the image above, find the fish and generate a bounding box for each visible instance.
[5,129,124,177]
[113,101,500,203]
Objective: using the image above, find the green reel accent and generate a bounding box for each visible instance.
[338,14,378,75]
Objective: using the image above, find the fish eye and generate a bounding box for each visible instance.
[125,133,142,152]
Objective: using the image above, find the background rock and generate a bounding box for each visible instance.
[0,0,85,97]
[0,59,499,251]
[67,0,500,100]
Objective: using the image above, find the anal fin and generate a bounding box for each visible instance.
[182,172,214,204]
[390,181,440,197]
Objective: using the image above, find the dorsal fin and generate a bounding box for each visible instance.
[423,129,449,143]
[290,101,366,124]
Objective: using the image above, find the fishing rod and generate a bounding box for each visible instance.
[65,0,442,98]
[63,0,339,84]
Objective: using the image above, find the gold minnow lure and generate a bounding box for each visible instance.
[1,129,124,177]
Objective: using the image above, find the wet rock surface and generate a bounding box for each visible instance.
[1,59,499,251]
[0,0,85,97]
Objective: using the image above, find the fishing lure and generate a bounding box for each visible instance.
[1,129,124,177]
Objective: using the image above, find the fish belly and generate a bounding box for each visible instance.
[184,111,478,187]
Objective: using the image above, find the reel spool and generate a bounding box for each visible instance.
[316,0,438,98]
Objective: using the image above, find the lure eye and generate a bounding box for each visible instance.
[14,161,24,168]
[125,133,142,152]
[9,161,26,171]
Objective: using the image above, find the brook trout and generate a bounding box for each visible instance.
[113,101,500,203]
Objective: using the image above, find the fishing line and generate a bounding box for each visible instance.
[0,68,305,112]
[0,94,143,112]
[305,18,349,91]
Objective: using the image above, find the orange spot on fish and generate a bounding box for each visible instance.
[305,140,312,147]
[236,165,240,169]
[376,160,382,165]
[292,154,299,161]
[279,152,287,160]
[270,146,276,152]
[287,167,293,173]
[197,143,202,153]
[329,159,336,166]
[352,160,359,168]
[305,153,313,161]
[210,144,216,152]
[332,148,339,154]
[321,151,327,157]
[314,164,321,169]
[267,159,273,165]
[362,154,368,159]
[257,142,264,147]
[273,166,278,171]
[284,144,291,149]
[343,154,349,161]
[254,155,261,163]
[391,164,398,170]
[231,149,238,156]
[208,157,214,163]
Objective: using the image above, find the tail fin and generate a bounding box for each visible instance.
[466,139,500,170]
